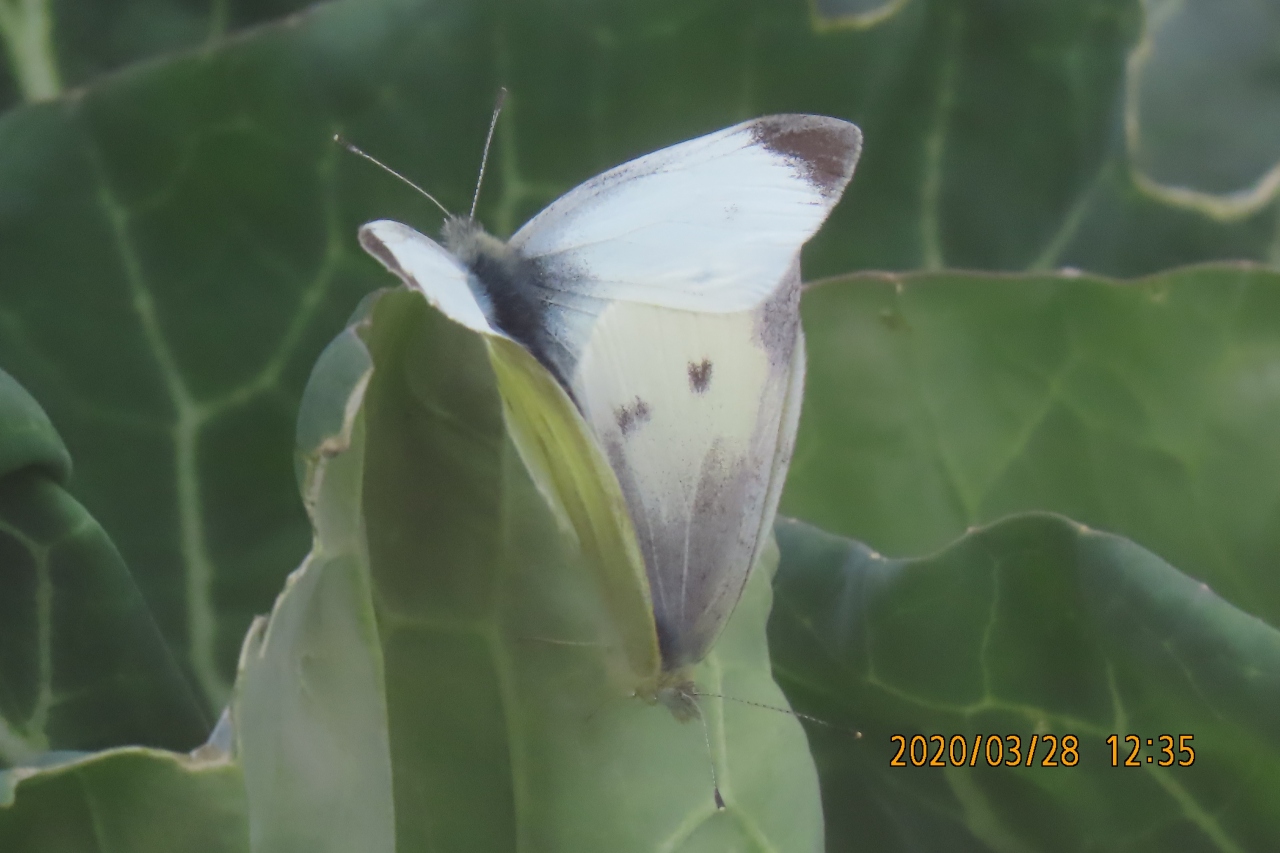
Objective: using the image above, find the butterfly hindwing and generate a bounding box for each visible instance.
[568,263,805,669]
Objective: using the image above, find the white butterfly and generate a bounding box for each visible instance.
[357,112,861,713]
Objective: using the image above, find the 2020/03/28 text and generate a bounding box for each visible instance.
[889,734,1196,767]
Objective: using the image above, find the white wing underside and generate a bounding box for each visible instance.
[357,221,500,337]
[569,267,806,669]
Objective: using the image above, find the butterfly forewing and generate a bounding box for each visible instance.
[512,115,861,315]
[357,220,499,336]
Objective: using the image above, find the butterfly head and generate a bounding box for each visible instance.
[632,669,700,722]
[654,679,700,723]
[441,214,516,272]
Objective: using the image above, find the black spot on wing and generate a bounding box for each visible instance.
[615,397,652,435]
[749,115,862,199]
[688,359,713,394]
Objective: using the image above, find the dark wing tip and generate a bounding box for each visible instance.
[357,223,414,285]
[357,222,388,258]
[749,115,863,199]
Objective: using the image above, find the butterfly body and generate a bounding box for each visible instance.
[358,114,861,699]
[650,678,700,723]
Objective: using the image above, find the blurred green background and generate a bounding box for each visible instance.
[2,0,1280,850]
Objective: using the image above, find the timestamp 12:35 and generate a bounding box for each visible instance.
[888,734,1196,767]
[1107,734,1195,767]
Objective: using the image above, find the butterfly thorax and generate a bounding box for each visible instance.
[441,215,515,273]
[441,215,537,338]
[655,681,699,723]
[441,215,584,389]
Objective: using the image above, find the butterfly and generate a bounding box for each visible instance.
[353,107,861,727]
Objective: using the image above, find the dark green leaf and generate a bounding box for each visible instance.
[1126,0,1280,214]
[771,513,1280,852]
[786,264,1280,628]
[0,366,68,483]
[0,0,313,108]
[0,367,206,766]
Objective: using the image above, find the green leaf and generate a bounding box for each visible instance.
[0,367,206,765]
[52,0,310,91]
[260,287,823,851]
[1126,0,1280,219]
[234,306,397,853]
[483,334,660,683]
[771,513,1280,853]
[3,0,1278,714]
[0,0,315,108]
[0,0,60,103]
[786,264,1280,629]
[0,364,67,480]
[0,746,247,852]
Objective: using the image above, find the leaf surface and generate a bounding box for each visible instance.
[787,265,1280,627]
[771,513,1280,853]
[0,368,206,766]
[0,746,247,852]
[248,288,824,851]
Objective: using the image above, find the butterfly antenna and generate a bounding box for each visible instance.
[693,704,726,811]
[469,86,508,221]
[333,134,452,219]
[693,691,863,738]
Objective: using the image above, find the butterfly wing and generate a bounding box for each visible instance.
[568,267,808,670]
[511,114,861,313]
[514,115,860,670]
[358,220,500,336]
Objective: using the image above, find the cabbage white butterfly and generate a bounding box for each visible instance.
[349,99,861,740]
